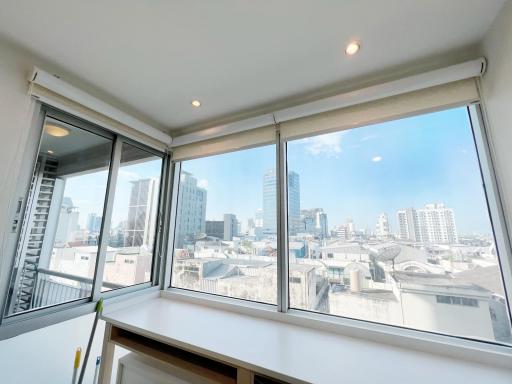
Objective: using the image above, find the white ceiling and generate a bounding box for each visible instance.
[0,0,505,134]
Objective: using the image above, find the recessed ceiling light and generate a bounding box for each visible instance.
[45,124,70,137]
[191,100,201,107]
[47,150,54,154]
[345,41,360,56]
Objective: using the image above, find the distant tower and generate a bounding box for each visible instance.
[175,172,207,248]
[262,169,301,236]
[376,213,390,240]
[124,178,160,248]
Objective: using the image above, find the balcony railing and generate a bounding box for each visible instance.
[31,268,124,309]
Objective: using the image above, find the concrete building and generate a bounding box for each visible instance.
[86,213,102,234]
[223,213,238,241]
[262,169,300,235]
[124,178,159,248]
[300,208,328,238]
[376,213,390,240]
[397,203,458,244]
[262,169,277,235]
[175,172,207,248]
[205,220,224,239]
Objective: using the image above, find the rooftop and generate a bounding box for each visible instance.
[391,271,490,294]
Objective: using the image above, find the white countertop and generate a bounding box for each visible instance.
[102,296,512,384]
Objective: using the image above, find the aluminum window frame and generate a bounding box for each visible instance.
[167,142,281,307]
[165,101,512,353]
[0,104,169,339]
[281,102,512,343]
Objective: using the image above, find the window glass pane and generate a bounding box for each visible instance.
[102,143,163,290]
[171,145,277,305]
[286,107,512,344]
[5,118,112,316]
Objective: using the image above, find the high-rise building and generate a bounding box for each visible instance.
[376,213,390,240]
[346,218,355,238]
[205,220,224,239]
[124,178,160,248]
[335,224,348,240]
[262,169,301,235]
[175,172,207,248]
[397,203,458,244]
[288,171,301,235]
[262,170,277,235]
[223,214,238,241]
[316,211,328,239]
[86,213,102,234]
[300,208,328,238]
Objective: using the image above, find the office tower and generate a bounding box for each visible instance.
[262,169,301,235]
[86,213,102,234]
[397,203,458,244]
[376,213,390,240]
[205,220,224,239]
[288,171,301,235]
[263,169,277,235]
[223,214,238,241]
[175,172,207,248]
[316,211,328,239]
[124,178,160,248]
[300,208,328,238]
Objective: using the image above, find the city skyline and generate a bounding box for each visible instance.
[60,107,494,237]
[180,107,493,236]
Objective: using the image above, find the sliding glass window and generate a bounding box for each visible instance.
[102,143,163,290]
[4,116,112,316]
[171,145,277,305]
[3,109,165,318]
[285,106,512,345]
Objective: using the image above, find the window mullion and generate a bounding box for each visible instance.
[277,128,289,312]
[163,161,181,289]
[92,137,123,300]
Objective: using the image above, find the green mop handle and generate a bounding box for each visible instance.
[77,298,104,384]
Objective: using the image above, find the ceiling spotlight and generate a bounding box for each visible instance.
[44,124,70,137]
[47,150,54,154]
[191,100,201,107]
[345,41,360,56]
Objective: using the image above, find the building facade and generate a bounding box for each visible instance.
[223,214,238,241]
[397,203,458,244]
[376,213,390,240]
[262,170,301,235]
[175,172,207,248]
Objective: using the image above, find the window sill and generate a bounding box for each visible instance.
[0,286,159,340]
[161,288,512,370]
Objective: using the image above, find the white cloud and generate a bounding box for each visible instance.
[304,132,343,157]
[360,134,379,142]
[197,179,209,189]
[372,156,382,162]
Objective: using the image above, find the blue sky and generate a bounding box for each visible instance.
[183,107,493,235]
[64,159,162,229]
[60,107,493,236]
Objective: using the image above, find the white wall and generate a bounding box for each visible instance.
[480,0,512,227]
